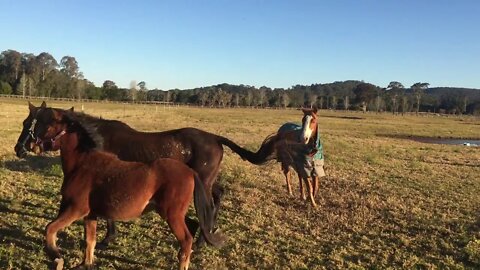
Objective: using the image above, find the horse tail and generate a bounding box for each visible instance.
[193,174,226,248]
[216,134,279,165]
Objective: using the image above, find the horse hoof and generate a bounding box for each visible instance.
[54,258,64,270]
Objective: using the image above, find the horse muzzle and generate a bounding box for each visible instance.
[14,143,28,158]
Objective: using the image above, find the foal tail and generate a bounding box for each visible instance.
[193,174,226,248]
[216,134,279,165]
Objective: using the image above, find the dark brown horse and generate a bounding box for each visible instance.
[275,107,324,207]
[32,107,224,270]
[15,102,280,247]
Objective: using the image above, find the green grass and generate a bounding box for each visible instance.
[0,98,480,269]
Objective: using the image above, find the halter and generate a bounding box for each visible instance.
[35,129,67,150]
[19,118,38,146]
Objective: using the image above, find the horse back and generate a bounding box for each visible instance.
[277,123,301,142]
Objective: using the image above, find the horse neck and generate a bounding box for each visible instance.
[59,132,85,177]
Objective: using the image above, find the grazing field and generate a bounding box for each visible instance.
[1,98,480,270]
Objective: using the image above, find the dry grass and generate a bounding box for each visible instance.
[0,98,479,269]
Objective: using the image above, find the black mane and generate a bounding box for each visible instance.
[62,110,107,151]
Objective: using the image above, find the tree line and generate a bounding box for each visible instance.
[1,49,479,114]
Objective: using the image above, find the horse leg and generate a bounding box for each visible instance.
[298,173,306,200]
[305,177,317,208]
[166,214,193,270]
[282,164,292,196]
[45,206,84,269]
[83,218,97,269]
[211,183,224,228]
[313,176,320,198]
[96,219,117,250]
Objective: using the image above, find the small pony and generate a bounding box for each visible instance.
[30,108,224,270]
[275,107,325,207]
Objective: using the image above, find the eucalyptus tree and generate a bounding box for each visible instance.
[129,80,137,102]
[354,82,378,112]
[60,56,79,78]
[411,82,429,114]
[0,50,22,83]
[387,81,404,114]
[36,52,58,81]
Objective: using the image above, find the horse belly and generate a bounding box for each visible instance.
[90,191,154,221]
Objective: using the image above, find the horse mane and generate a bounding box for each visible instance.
[61,110,105,151]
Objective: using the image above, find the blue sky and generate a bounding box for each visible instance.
[2,0,479,89]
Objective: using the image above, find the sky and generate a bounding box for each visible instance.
[2,0,479,90]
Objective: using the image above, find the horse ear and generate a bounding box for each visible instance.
[52,109,63,122]
[312,106,318,114]
[40,101,47,108]
[28,102,35,112]
[69,107,74,112]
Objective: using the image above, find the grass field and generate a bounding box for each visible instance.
[1,98,479,270]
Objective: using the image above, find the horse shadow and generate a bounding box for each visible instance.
[2,155,61,175]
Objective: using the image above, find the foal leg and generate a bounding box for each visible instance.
[45,206,84,269]
[96,219,117,250]
[83,218,97,269]
[166,215,193,270]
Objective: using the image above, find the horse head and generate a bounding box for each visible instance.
[31,106,72,153]
[14,101,48,157]
[15,102,74,156]
[300,106,318,144]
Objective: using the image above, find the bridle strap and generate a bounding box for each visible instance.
[36,129,67,147]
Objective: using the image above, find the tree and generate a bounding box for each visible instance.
[19,53,39,96]
[387,81,404,114]
[198,91,209,106]
[0,50,22,82]
[281,91,290,108]
[60,56,79,78]
[129,80,137,102]
[344,95,350,110]
[36,52,58,81]
[411,82,429,114]
[354,82,378,112]
[308,92,318,107]
[102,80,121,100]
[234,93,240,107]
[0,81,12,94]
[245,89,253,107]
[137,81,147,91]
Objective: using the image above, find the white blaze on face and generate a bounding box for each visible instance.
[301,115,313,144]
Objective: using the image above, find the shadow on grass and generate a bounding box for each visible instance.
[0,224,43,252]
[96,252,158,269]
[2,155,60,174]
[0,198,55,221]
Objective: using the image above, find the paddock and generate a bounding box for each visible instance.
[0,98,479,269]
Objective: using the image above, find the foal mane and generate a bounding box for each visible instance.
[61,110,105,151]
